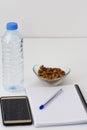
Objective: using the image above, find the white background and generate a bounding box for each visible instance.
[0,0,87,37]
[0,0,87,129]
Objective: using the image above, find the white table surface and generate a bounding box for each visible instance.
[0,38,87,129]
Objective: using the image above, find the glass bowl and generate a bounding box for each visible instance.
[33,65,71,86]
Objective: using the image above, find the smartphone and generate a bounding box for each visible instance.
[0,96,33,126]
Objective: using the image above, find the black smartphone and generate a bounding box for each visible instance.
[0,96,33,126]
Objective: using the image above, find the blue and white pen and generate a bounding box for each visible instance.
[39,88,63,110]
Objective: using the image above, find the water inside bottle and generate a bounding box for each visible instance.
[2,39,24,92]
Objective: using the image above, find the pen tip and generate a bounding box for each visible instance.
[39,105,44,110]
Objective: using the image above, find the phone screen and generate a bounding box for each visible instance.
[1,96,32,125]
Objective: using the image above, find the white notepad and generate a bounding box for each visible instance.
[26,85,87,127]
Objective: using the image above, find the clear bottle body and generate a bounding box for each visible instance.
[2,30,24,92]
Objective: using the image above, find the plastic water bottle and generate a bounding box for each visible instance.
[1,22,24,92]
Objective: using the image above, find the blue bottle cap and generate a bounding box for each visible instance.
[6,22,18,30]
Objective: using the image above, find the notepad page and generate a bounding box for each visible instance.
[26,85,87,127]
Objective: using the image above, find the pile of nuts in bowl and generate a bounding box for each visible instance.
[38,65,65,80]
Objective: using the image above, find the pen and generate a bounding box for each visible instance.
[39,88,63,110]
